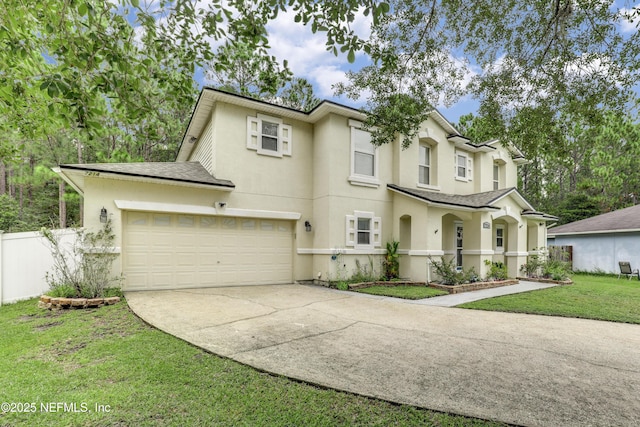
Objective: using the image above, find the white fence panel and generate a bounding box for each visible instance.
[0,229,78,305]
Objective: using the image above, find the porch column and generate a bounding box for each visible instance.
[462,212,494,278]
[505,220,529,277]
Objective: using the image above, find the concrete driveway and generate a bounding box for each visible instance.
[126,284,640,427]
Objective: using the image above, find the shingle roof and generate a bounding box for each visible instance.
[548,204,640,235]
[59,162,234,188]
[387,184,516,209]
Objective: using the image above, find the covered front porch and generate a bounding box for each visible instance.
[388,185,554,282]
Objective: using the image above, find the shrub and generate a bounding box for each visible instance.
[41,220,122,298]
[47,284,77,298]
[429,256,469,285]
[543,258,571,281]
[336,282,349,291]
[519,248,571,281]
[352,257,379,283]
[485,260,508,280]
[382,240,400,280]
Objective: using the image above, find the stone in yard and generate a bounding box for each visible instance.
[86,298,104,307]
[71,298,87,307]
[58,298,72,306]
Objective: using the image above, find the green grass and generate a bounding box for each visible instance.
[356,285,448,300]
[0,299,503,426]
[459,274,640,323]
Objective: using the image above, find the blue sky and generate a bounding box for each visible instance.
[191,1,639,125]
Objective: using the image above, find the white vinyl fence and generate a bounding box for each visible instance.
[0,229,78,305]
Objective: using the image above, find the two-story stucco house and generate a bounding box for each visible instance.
[55,88,556,291]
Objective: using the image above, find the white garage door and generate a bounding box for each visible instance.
[123,211,293,290]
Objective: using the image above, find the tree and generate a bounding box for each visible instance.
[334,0,639,147]
[0,0,199,228]
[276,78,321,111]
[206,40,292,99]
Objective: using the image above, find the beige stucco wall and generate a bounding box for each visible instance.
[309,114,394,281]
[79,94,551,287]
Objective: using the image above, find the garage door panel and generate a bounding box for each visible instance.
[123,212,293,290]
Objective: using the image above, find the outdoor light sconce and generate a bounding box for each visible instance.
[304,221,312,232]
[99,207,108,223]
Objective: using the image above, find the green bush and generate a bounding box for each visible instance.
[336,282,349,291]
[47,284,77,298]
[485,260,508,280]
[520,248,571,281]
[41,220,122,298]
[382,240,400,280]
[429,256,471,285]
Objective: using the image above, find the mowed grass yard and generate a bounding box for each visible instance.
[0,298,504,427]
[459,274,640,324]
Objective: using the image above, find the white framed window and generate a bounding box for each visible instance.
[419,144,430,185]
[346,211,381,249]
[247,114,292,157]
[493,163,500,190]
[455,152,473,181]
[495,225,504,253]
[349,120,379,187]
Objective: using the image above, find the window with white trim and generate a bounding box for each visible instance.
[346,211,381,249]
[349,121,379,186]
[495,225,504,253]
[246,114,292,157]
[419,144,430,185]
[493,163,500,190]
[455,152,473,181]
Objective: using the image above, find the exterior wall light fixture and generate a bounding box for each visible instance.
[304,221,312,232]
[100,207,108,223]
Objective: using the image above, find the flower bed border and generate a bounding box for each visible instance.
[428,279,519,294]
[517,277,573,285]
[347,281,426,290]
[38,295,121,310]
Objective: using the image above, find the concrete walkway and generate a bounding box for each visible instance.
[415,280,559,307]
[126,284,640,427]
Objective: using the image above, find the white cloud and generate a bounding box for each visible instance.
[618,6,640,33]
[265,7,372,103]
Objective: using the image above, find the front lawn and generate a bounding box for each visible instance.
[356,285,448,299]
[0,299,503,426]
[459,274,640,324]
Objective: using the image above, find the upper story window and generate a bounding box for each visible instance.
[493,163,500,190]
[247,114,292,157]
[419,144,430,185]
[349,120,379,187]
[346,211,382,250]
[455,152,473,182]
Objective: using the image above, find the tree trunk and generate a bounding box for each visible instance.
[8,166,14,197]
[0,160,5,195]
[58,181,66,228]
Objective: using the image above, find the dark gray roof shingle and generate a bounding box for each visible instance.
[387,184,515,209]
[548,204,640,235]
[59,162,234,188]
